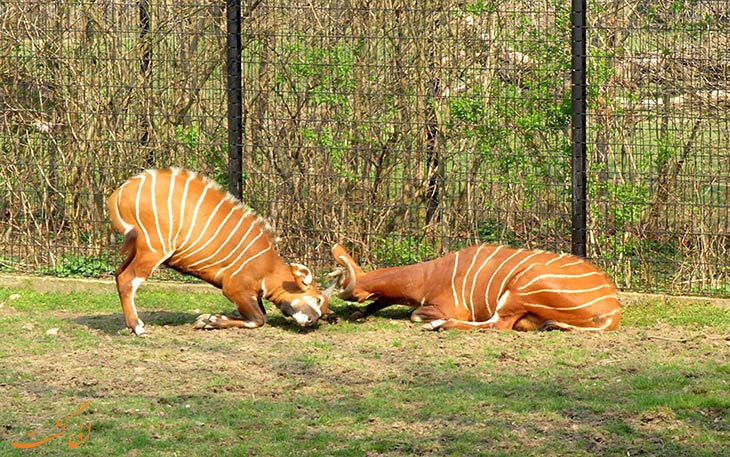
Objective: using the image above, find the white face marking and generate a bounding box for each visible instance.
[301,296,322,317]
[292,311,310,326]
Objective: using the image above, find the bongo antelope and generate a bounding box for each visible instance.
[108,168,332,335]
[331,243,620,331]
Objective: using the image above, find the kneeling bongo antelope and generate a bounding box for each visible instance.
[108,168,333,335]
[331,243,620,331]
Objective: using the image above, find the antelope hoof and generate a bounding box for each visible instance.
[133,320,147,336]
[350,310,367,321]
[194,313,229,330]
[194,313,214,329]
[422,319,447,331]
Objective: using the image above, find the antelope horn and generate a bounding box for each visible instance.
[336,255,357,299]
[323,277,338,298]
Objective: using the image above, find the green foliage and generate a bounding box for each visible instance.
[372,236,437,266]
[49,255,116,278]
[175,124,228,187]
[477,218,518,246]
[0,256,20,272]
[463,0,499,15]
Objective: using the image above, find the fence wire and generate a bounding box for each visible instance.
[1,1,728,296]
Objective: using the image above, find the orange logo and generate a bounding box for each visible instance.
[10,401,91,449]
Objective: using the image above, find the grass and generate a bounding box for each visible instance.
[0,285,729,455]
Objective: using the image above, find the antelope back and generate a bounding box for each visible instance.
[109,168,276,281]
[455,244,619,321]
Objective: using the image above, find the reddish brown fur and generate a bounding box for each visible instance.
[332,243,621,331]
[108,168,331,335]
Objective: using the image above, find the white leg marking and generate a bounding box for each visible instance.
[261,279,268,299]
[484,290,511,324]
[423,319,447,330]
[134,321,146,336]
[131,277,146,334]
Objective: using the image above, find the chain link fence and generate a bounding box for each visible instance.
[1,1,729,295]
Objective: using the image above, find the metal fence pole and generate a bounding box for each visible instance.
[571,0,587,258]
[139,0,153,166]
[227,0,243,199]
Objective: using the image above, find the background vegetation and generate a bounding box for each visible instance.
[1,0,729,295]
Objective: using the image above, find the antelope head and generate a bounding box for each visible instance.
[277,263,335,327]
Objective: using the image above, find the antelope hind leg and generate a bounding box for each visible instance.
[422,318,496,331]
[410,305,447,323]
[115,251,164,336]
[423,312,526,331]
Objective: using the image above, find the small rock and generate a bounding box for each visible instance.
[46,328,59,336]
[8,294,21,301]
[22,323,35,331]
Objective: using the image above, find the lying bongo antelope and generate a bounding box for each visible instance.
[331,243,620,331]
[108,168,333,335]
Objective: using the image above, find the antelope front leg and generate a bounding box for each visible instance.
[195,292,265,330]
[350,299,394,320]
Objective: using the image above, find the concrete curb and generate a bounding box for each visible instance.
[0,274,217,295]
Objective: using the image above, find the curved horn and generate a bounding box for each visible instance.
[336,255,357,299]
[323,277,338,298]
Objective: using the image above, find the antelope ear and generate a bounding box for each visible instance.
[290,263,313,291]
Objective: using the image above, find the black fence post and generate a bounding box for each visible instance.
[571,0,587,258]
[139,0,153,167]
[227,0,243,199]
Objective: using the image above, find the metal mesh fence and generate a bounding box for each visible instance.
[1,1,729,295]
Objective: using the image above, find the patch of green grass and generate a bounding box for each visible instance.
[622,296,730,330]
[1,285,729,455]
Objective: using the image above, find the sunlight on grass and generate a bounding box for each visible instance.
[1,284,729,456]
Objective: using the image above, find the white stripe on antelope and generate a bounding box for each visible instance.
[331,243,621,331]
[108,168,333,335]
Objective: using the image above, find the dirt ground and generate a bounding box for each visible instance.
[1,288,729,455]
